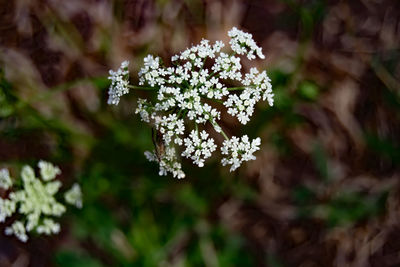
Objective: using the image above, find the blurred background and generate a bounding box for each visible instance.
[0,0,400,266]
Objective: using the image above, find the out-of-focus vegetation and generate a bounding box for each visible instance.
[0,0,400,266]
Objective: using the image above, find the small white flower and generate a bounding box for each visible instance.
[181,130,217,167]
[224,68,273,124]
[26,212,39,231]
[221,135,261,172]
[135,98,153,123]
[154,114,185,144]
[145,146,186,179]
[21,165,35,183]
[1,162,83,242]
[228,27,265,60]
[64,183,83,208]
[18,177,66,220]
[0,168,12,190]
[107,60,130,105]
[0,198,16,222]
[139,55,163,87]
[5,221,28,242]
[38,160,61,181]
[36,218,60,235]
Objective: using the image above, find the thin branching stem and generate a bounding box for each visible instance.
[226,85,256,91]
[127,85,157,90]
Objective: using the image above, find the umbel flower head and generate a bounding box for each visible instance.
[0,161,82,242]
[107,27,273,178]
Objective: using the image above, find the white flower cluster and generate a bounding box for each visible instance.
[0,161,82,242]
[64,183,83,209]
[224,68,273,124]
[145,146,185,179]
[182,130,217,167]
[228,27,265,60]
[107,60,130,105]
[221,135,261,172]
[0,168,12,190]
[107,27,273,178]
[38,160,61,181]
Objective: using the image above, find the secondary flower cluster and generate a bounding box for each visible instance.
[107,27,273,178]
[0,161,82,242]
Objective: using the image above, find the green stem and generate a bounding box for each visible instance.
[210,119,230,141]
[200,94,224,104]
[226,87,246,91]
[127,85,157,90]
[207,71,219,79]
[220,130,229,140]
[176,108,184,119]
[226,85,256,91]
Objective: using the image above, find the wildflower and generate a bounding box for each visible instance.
[224,68,274,124]
[36,218,61,235]
[17,177,66,219]
[135,98,154,123]
[0,198,16,222]
[5,221,28,242]
[108,60,130,105]
[221,135,261,172]
[38,160,61,181]
[21,165,35,183]
[64,183,83,208]
[0,168,12,190]
[109,27,273,177]
[182,130,217,167]
[228,27,265,60]
[145,146,186,179]
[0,161,82,242]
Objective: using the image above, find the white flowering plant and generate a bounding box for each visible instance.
[0,161,82,242]
[108,27,273,178]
